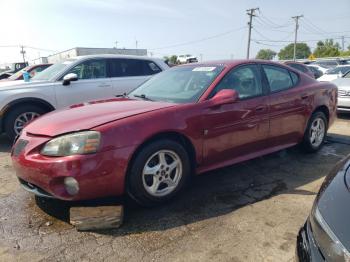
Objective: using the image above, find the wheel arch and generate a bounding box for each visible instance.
[1,97,55,131]
[313,105,329,124]
[125,131,197,188]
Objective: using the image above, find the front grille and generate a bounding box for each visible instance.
[12,139,28,157]
[18,178,53,198]
[338,89,350,97]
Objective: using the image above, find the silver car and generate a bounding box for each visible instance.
[332,71,350,112]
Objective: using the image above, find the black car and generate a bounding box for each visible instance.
[308,66,323,79]
[297,156,350,261]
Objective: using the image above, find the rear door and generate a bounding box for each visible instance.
[108,58,162,96]
[261,64,308,146]
[55,59,113,107]
[202,64,270,166]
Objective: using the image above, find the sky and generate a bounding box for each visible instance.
[0,0,349,65]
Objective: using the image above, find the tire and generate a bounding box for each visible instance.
[4,105,46,141]
[301,111,328,153]
[127,139,191,207]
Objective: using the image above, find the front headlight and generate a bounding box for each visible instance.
[310,206,350,262]
[41,131,101,156]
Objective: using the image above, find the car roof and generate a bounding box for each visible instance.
[177,59,289,68]
[73,54,165,62]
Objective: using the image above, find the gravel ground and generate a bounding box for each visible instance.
[0,115,349,262]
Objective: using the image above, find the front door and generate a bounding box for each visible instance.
[55,59,113,108]
[202,64,270,166]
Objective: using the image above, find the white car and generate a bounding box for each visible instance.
[0,54,168,140]
[332,71,350,112]
[318,65,350,82]
[177,55,198,64]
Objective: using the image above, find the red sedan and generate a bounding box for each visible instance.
[12,60,337,206]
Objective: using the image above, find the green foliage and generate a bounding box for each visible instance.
[256,49,277,60]
[163,55,178,64]
[313,39,340,58]
[278,43,311,60]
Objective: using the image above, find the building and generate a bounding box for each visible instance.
[32,57,49,65]
[46,47,148,63]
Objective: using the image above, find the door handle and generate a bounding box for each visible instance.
[98,84,111,88]
[255,106,267,112]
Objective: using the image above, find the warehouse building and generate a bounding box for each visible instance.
[46,47,148,63]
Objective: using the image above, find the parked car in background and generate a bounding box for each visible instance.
[0,62,29,80]
[1,64,52,81]
[307,65,323,79]
[12,60,337,206]
[308,64,328,74]
[0,54,169,140]
[284,61,315,78]
[0,72,13,80]
[318,65,350,82]
[177,54,198,64]
[332,70,350,113]
[297,156,350,261]
[314,59,349,69]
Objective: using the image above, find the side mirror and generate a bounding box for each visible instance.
[62,73,78,86]
[209,89,239,107]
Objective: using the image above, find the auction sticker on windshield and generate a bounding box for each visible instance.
[192,67,216,72]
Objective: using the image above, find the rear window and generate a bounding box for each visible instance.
[263,65,294,92]
[109,59,162,77]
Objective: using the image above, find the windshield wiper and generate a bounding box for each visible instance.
[132,94,153,101]
[115,93,128,98]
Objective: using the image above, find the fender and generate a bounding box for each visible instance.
[0,97,55,133]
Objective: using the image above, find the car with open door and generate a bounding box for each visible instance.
[11,60,337,206]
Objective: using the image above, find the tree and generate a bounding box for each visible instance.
[278,43,311,60]
[313,39,340,58]
[163,55,178,64]
[256,49,277,60]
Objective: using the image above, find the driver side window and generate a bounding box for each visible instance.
[67,59,107,80]
[211,64,263,99]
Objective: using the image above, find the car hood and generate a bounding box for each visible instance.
[24,98,176,137]
[0,79,49,90]
[316,156,350,251]
[332,78,350,88]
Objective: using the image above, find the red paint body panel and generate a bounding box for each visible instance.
[11,60,338,201]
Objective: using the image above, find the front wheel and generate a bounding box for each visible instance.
[127,139,191,207]
[4,105,46,141]
[301,111,328,153]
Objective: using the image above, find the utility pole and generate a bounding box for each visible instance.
[200,53,203,62]
[246,7,259,59]
[135,40,138,49]
[20,45,26,63]
[341,36,345,51]
[115,41,118,49]
[292,15,303,61]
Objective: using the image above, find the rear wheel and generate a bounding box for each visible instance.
[301,111,327,153]
[4,105,46,141]
[127,139,191,207]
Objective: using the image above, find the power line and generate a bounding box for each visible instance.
[148,26,246,51]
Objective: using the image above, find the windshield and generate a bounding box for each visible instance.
[343,71,350,78]
[129,65,224,103]
[31,60,75,81]
[325,66,350,75]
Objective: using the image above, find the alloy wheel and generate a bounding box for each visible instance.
[142,150,183,197]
